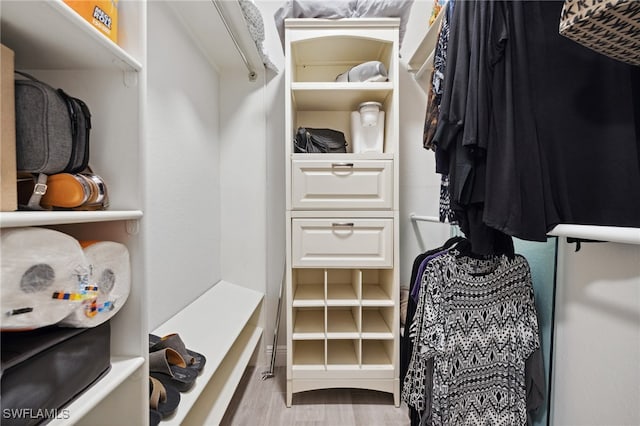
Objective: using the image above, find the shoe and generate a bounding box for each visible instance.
[149,376,180,419]
[149,333,206,374]
[149,348,197,392]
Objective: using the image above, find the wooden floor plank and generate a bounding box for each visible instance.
[220,367,410,426]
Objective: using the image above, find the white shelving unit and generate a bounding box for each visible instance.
[0,1,147,425]
[284,18,401,407]
[1,1,268,424]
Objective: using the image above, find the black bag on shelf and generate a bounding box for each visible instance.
[0,322,111,426]
[294,127,348,153]
[14,71,93,210]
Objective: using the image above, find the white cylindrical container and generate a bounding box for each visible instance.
[351,101,385,153]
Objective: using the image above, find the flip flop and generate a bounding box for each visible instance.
[149,333,206,374]
[149,347,197,392]
[149,376,180,419]
[150,409,162,426]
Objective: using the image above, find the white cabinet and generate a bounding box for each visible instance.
[284,18,401,406]
[0,1,146,425]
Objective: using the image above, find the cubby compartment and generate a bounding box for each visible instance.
[361,339,394,369]
[326,269,360,305]
[289,36,393,83]
[292,307,325,339]
[327,339,360,369]
[292,268,325,307]
[361,269,394,306]
[292,340,326,369]
[327,307,360,338]
[361,307,394,339]
[293,94,396,155]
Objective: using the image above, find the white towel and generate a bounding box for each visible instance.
[59,241,131,328]
[1,227,88,330]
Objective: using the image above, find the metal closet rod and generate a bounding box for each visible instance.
[409,213,447,224]
[211,0,258,81]
[410,213,640,245]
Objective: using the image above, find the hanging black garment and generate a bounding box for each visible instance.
[523,0,640,230]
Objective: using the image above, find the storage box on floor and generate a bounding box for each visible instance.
[1,322,111,426]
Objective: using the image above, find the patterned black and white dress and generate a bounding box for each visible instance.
[403,252,540,425]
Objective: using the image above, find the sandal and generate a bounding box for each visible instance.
[149,333,206,374]
[150,409,162,426]
[149,348,197,392]
[149,376,180,419]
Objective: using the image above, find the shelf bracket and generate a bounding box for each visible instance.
[123,70,138,88]
[125,219,139,235]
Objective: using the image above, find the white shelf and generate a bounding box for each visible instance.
[407,3,446,72]
[167,325,262,426]
[292,82,393,111]
[152,280,264,425]
[0,210,143,228]
[0,0,141,71]
[411,212,640,245]
[547,224,640,245]
[49,356,145,426]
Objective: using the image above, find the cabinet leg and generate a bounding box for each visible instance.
[286,380,292,407]
[394,379,400,407]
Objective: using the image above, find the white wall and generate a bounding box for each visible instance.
[146,2,222,329]
[551,241,640,425]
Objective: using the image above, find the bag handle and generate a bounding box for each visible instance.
[26,173,48,211]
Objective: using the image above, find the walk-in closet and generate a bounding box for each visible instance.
[1,1,638,425]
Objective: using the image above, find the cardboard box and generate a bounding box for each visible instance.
[1,44,17,212]
[64,0,118,44]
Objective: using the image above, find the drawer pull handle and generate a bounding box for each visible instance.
[332,222,354,227]
[331,163,354,168]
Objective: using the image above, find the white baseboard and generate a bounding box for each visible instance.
[265,344,287,367]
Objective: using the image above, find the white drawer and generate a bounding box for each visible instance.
[291,160,393,210]
[292,219,393,268]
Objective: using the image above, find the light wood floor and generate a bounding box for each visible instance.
[220,366,411,426]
